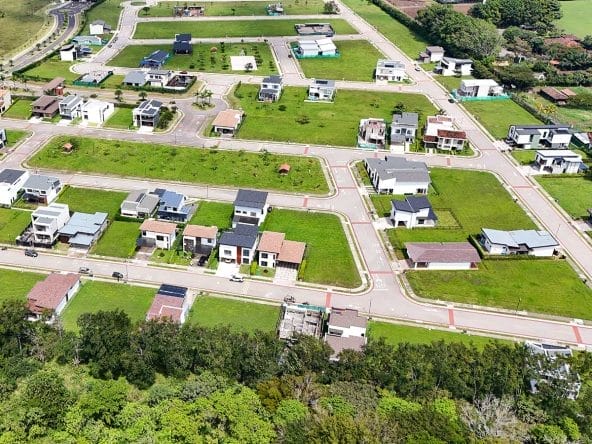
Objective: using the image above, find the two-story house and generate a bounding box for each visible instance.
[59,95,84,120]
[0,89,12,114]
[534,150,583,174]
[0,128,7,149]
[232,189,269,227]
[82,99,115,124]
[182,225,218,254]
[325,308,368,361]
[258,75,283,102]
[173,33,192,54]
[436,57,473,76]
[423,115,467,151]
[153,188,194,222]
[139,219,177,249]
[218,223,259,265]
[391,112,419,147]
[120,190,160,218]
[307,79,336,101]
[147,70,173,88]
[89,20,112,35]
[419,46,444,63]
[22,174,62,204]
[375,59,407,82]
[358,118,386,149]
[507,124,573,149]
[0,169,29,207]
[456,79,504,98]
[390,196,437,228]
[133,99,162,128]
[257,231,306,270]
[59,44,82,62]
[30,203,70,246]
[364,156,430,195]
[31,96,60,119]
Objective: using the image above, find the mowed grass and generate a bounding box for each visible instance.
[511,150,536,165]
[22,57,80,82]
[108,42,277,75]
[436,75,473,92]
[297,40,383,81]
[407,259,592,319]
[189,201,234,230]
[537,175,592,219]
[56,186,126,219]
[104,107,133,129]
[91,221,140,258]
[0,208,32,244]
[187,295,280,333]
[0,268,46,302]
[4,130,30,147]
[82,0,123,34]
[0,0,50,55]
[3,99,34,120]
[463,100,542,140]
[144,0,327,16]
[518,91,592,132]
[557,0,592,38]
[61,281,155,331]
[233,84,436,147]
[30,136,329,194]
[134,19,356,38]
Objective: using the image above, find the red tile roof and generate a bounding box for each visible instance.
[146,294,184,322]
[258,231,285,254]
[183,224,218,239]
[140,219,177,235]
[27,273,80,314]
[437,129,467,139]
[278,240,306,264]
[406,242,481,264]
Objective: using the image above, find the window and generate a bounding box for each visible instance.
[223,249,232,255]
[156,235,165,241]
[261,253,268,259]
[250,212,256,217]
[243,249,250,256]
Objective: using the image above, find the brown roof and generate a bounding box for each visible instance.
[437,129,467,139]
[27,273,80,314]
[278,239,306,264]
[146,294,184,322]
[212,109,243,128]
[279,163,291,173]
[326,335,366,356]
[43,77,65,91]
[328,308,368,328]
[32,95,59,108]
[258,231,285,254]
[140,219,177,235]
[560,88,576,97]
[540,87,568,101]
[183,224,218,239]
[406,242,481,264]
[423,135,438,143]
[544,36,580,48]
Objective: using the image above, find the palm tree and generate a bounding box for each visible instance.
[139,91,147,101]
[204,89,213,106]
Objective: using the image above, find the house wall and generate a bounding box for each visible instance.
[376,177,429,195]
[219,244,238,262]
[482,238,507,255]
[259,251,277,268]
[0,172,29,206]
[60,50,77,62]
[89,24,104,35]
[530,246,555,257]
[201,237,216,247]
[0,91,12,113]
[55,279,81,315]
[84,102,114,124]
[143,231,175,249]
[548,133,572,148]
[425,261,473,270]
[234,205,268,225]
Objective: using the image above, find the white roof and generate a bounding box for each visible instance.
[535,149,581,160]
[83,99,111,111]
[316,37,336,51]
[460,79,499,88]
[482,228,559,249]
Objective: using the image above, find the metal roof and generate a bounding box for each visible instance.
[234,189,268,209]
[0,169,27,185]
[219,223,258,248]
[365,156,430,184]
[23,174,60,191]
[393,112,418,127]
[482,228,559,249]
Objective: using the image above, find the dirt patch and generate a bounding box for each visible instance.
[384,0,477,19]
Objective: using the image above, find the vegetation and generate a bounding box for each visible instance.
[463,100,542,140]
[436,75,474,92]
[471,0,562,33]
[56,186,127,219]
[144,0,327,16]
[4,130,29,147]
[512,149,537,165]
[0,268,45,302]
[0,208,31,244]
[91,221,141,258]
[103,107,133,129]
[536,175,592,219]
[557,0,592,38]
[3,99,34,119]
[189,201,234,230]
[0,0,51,55]
[517,89,592,131]
[30,136,329,194]
[21,57,79,82]
[82,0,123,34]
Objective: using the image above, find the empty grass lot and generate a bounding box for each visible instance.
[4,130,30,147]
[61,281,155,331]
[0,208,32,244]
[517,90,592,132]
[91,221,141,258]
[463,100,542,140]
[297,40,384,81]
[407,259,592,319]
[22,57,80,82]
[232,84,436,147]
[82,0,123,34]
[3,99,34,120]
[536,175,592,219]
[0,0,51,55]
[133,19,356,39]
[189,201,234,230]
[144,0,327,16]
[557,0,592,38]
[436,75,473,92]
[56,186,127,219]
[104,107,133,129]
[0,268,45,302]
[186,295,280,333]
[30,136,329,194]
[108,43,277,75]
[511,150,537,165]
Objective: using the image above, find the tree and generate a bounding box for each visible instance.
[273,399,308,427]
[470,0,562,33]
[460,395,525,441]
[528,424,567,444]
[582,35,592,50]
[138,91,147,101]
[142,6,150,15]
[114,89,122,102]
[21,369,71,429]
[0,300,33,358]
[498,64,537,90]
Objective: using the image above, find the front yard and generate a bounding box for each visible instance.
[536,175,592,220]
[3,99,34,119]
[104,107,133,129]
[517,91,592,132]
[0,208,32,244]
[0,268,45,303]
[91,220,141,258]
[4,130,30,147]
[56,186,127,219]
[462,100,542,140]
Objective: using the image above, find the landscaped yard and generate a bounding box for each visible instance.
[186,295,280,333]
[108,42,278,75]
[30,136,329,194]
[143,0,327,16]
[536,175,592,219]
[517,91,592,132]
[104,107,133,129]
[0,268,45,303]
[296,40,384,82]
[4,130,30,147]
[557,0,592,38]
[3,99,34,119]
[463,100,542,140]
[61,281,155,331]
[91,220,141,258]
[232,84,436,147]
[133,19,356,38]
[56,186,127,219]
[406,259,592,319]
[0,0,51,56]
[189,201,234,230]
[82,0,123,34]
[0,208,32,244]
[22,57,80,82]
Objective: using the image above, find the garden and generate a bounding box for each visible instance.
[536,175,592,220]
[104,107,133,130]
[3,99,34,120]
[91,220,141,258]
[0,208,33,245]
[21,57,80,82]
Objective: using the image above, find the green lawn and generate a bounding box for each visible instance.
[22,57,80,82]
[436,75,473,92]
[56,186,127,219]
[82,0,123,34]
[3,99,33,120]
[297,40,383,82]
[0,268,46,303]
[536,175,592,219]
[4,130,30,147]
[511,150,536,165]
[189,201,234,230]
[232,84,436,147]
[144,0,327,16]
[0,0,51,55]
[463,100,542,140]
[30,136,329,194]
[557,0,592,38]
[517,91,592,132]
[0,208,32,244]
[407,259,592,319]
[91,221,140,258]
[186,295,280,333]
[133,19,356,38]
[104,107,133,129]
[61,281,155,331]
[339,0,430,58]
[108,42,278,75]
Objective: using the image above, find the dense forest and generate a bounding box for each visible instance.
[0,299,590,443]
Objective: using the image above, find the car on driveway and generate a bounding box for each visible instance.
[229,274,244,283]
[197,256,208,267]
[24,249,38,257]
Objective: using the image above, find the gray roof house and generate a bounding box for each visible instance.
[390,196,437,229]
[364,156,430,195]
[259,75,283,102]
[219,223,259,265]
[391,112,419,145]
[120,190,160,218]
[233,189,269,227]
[22,175,62,204]
[0,168,30,206]
[59,95,84,119]
[123,70,148,87]
[133,99,162,128]
[307,79,336,101]
[480,228,559,257]
[58,211,108,248]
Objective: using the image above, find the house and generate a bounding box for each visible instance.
[122,70,148,87]
[375,59,407,82]
[139,50,170,69]
[218,223,259,265]
[358,118,386,149]
[27,273,81,321]
[173,33,192,54]
[89,19,111,35]
[419,46,444,63]
[540,87,569,105]
[257,231,306,270]
[278,303,325,340]
[294,38,337,58]
[211,109,244,136]
[526,342,581,400]
[59,95,84,120]
[147,70,173,88]
[31,96,60,118]
[294,23,335,37]
[572,132,591,150]
[507,124,573,149]
[456,79,504,98]
[173,5,205,16]
[75,70,112,86]
[147,284,189,323]
[120,189,160,218]
[60,44,82,61]
[0,169,29,207]
[139,219,177,249]
[405,242,481,270]
[480,228,558,257]
[390,196,437,228]
[258,75,283,102]
[133,99,162,128]
[391,112,419,146]
[534,150,583,174]
[364,156,430,195]
[233,189,269,227]
[58,211,108,249]
[436,57,473,76]
[266,3,284,15]
[325,308,367,360]
[22,174,62,204]
[182,224,218,254]
[0,89,12,114]
[307,79,335,101]
[30,203,70,246]
[0,129,6,149]
[423,115,467,151]
[72,35,103,46]
[43,77,65,96]
[153,188,194,222]
[82,99,115,124]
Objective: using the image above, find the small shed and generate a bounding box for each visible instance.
[278,163,291,175]
[62,142,73,152]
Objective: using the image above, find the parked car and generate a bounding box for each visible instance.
[414,64,421,71]
[24,249,38,257]
[112,271,124,280]
[229,274,244,283]
[197,256,208,266]
[79,267,93,275]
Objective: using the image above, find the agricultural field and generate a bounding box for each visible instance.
[21,57,80,82]
[463,100,542,140]
[557,0,592,38]
[143,0,327,16]
[0,0,51,56]
[536,175,592,220]
[56,186,127,219]
[3,99,34,120]
[91,220,141,258]
[0,268,45,303]
[82,0,123,34]
[104,107,133,129]
[0,208,32,244]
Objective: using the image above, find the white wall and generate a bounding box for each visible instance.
[219,244,238,262]
[426,261,473,270]
[0,171,29,206]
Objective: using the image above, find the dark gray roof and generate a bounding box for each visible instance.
[219,223,258,248]
[23,174,60,191]
[0,169,27,185]
[135,99,162,116]
[393,112,418,127]
[144,50,169,64]
[392,196,437,220]
[365,156,430,183]
[173,41,192,52]
[263,75,282,85]
[175,33,192,42]
[234,189,268,209]
[123,71,147,84]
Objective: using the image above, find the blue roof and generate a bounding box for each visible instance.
[59,212,108,237]
[154,188,184,209]
[143,50,169,64]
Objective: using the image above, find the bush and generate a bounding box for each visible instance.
[297,259,307,281]
[249,260,257,275]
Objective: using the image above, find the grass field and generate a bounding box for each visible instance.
[407,259,592,319]
[144,0,327,16]
[104,107,133,129]
[0,268,45,303]
[30,136,329,194]
[108,42,277,75]
[511,150,536,165]
[232,84,436,147]
[0,0,51,56]
[536,175,592,219]
[517,91,592,132]
[56,186,127,219]
[61,281,155,331]
[4,130,30,147]
[557,0,592,38]
[91,221,140,258]
[189,201,234,229]
[22,57,80,82]
[186,295,280,333]
[3,99,34,120]
[0,208,32,244]
[82,0,123,34]
[436,75,473,92]
[297,40,383,82]
[134,19,356,38]
[463,100,542,140]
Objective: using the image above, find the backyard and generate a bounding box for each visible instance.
[557,0,592,38]
[21,57,80,82]
[30,136,329,194]
[296,40,384,82]
[104,107,133,129]
[143,0,327,16]
[91,220,141,258]
[463,100,542,140]
[82,0,123,34]
[56,186,127,219]
[189,201,234,230]
[0,0,51,56]
[0,208,32,244]
[232,84,436,147]
[536,175,592,220]
[3,99,34,120]
[0,268,45,303]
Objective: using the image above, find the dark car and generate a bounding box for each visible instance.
[112,271,124,280]
[24,249,38,257]
[197,256,208,266]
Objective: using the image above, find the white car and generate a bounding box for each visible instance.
[229,274,244,283]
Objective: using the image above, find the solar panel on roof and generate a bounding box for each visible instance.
[158,284,187,298]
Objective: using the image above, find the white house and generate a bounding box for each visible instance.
[233,189,269,227]
[325,308,368,361]
[139,219,177,249]
[218,223,259,265]
[120,190,160,218]
[390,196,437,228]
[258,75,283,102]
[364,156,430,195]
[0,89,12,114]
[22,174,62,204]
[295,38,337,57]
[123,71,148,87]
[212,109,244,136]
[457,79,504,98]
[89,20,111,35]
[391,112,419,151]
[147,70,173,88]
[82,99,115,124]
[534,150,583,174]
[133,99,162,128]
[405,242,481,270]
[0,169,29,207]
[507,124,573,149]
[59,95,84,119]
[182,224,218,254]
[358,118,386,149]
[30,203,70,246]
[480,228,558,257]
[257,231,306,269]
[423,115,467,151]
[27,273,81,321]
[375,59,407,82]
[307,79,336,101]
[59,44,81,62]
[58,211,108,249]
[419,46,444,63]
[436,57,473,76]
[0,128,5,149]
